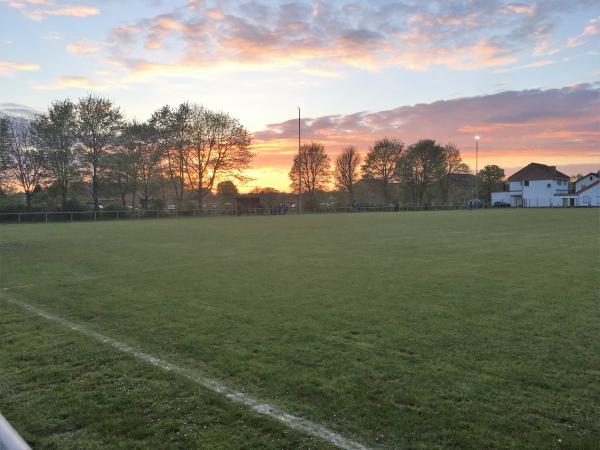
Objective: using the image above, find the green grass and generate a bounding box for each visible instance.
[1,209,599,449]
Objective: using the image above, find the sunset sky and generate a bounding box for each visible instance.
[1,0,599,191]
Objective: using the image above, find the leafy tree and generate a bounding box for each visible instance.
[216,180,239,206]
[149,104,252,209]
[104,122,144,207]
[186,106,253,208]
[478,165,505,202]
[289,142,331,205]
[136,122,163,207]
[1,118,46,208]
[0,115,9,191]
[335,147,361,206]
[33,100,81,209]
[77,95,123,210]
[438,144,470,204]
[361,138,403,203]
[399,139,446,204]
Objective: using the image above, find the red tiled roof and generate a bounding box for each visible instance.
[508,162,570,182]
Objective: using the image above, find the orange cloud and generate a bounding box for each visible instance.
[0,59,40,76]
[36,75,112,90]
[66,39,101,54]
[248,84,600,190]
[6,0,100,20]
[104,1,562,78]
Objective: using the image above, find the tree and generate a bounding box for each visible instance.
[104,121,147,207]
[289,142,331,206]
[1,118,46,208]
[216,180,238,206]
[361,138,403,203]
[0,116,9,191]
[185,106,253,208]
[438,144,470,204]
[399,139,446,204]
[334,147,361,206]
[34,100,81,209]
[137,122,163,207]
[155,103,191,205]
[77,95,123,210]
[478,165,505,202]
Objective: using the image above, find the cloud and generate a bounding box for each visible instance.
[36,75,111,90]
[567,16,600,47]
[251,84,600,174]
[66,39,101,54]
[4,0,100,20]
[494,58,556,73]
[0,102,41,119]
[499,3,537,16]
[103,0,588,78]
[0,59,40,76]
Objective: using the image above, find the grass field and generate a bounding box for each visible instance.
[1,209,599,449]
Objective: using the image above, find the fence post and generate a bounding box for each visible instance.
[157,209,160,219]
[94,211,97,221]
[18,213,21,225]
[45,212,48,223]
[116,210,119,221]
[70,212,73,222]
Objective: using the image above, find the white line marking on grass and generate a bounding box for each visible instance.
[1,285,34,291]
[2,297,369,450]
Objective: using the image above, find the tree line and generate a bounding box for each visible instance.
[0,95,507,212]
[289,139,505,208]
[0,96,253,211]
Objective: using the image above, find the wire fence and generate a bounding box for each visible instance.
[0,204,476,224]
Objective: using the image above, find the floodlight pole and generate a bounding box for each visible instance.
[298,106,302,214]
[475,136,480,205]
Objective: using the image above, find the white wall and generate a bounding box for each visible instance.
[522,179,567,207]
[577,182,600,206]
[509,181,522,192]
[575,174,599,192]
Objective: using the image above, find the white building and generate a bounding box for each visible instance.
[573,180,600,207]
[575,172,599,192]
[491,162,600,207]
[492,163,570,207]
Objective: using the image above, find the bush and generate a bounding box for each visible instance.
[150,198,165,210]
[62,199,86,212]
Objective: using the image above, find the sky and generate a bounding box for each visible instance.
[1,0,599,191]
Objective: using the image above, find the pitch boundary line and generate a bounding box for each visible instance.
[1,297,369,450]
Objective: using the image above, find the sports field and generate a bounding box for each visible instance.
[1,209,598,449]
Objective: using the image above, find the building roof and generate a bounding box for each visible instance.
[507,163,570,182]
[576,179,600,194]
[577,172,600,182]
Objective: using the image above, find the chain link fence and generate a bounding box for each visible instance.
[0,204,474,224]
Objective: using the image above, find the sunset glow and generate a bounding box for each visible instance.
[1,0,599,191]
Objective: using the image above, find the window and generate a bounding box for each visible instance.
[524,181,529,186]
[547,183,551,188]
